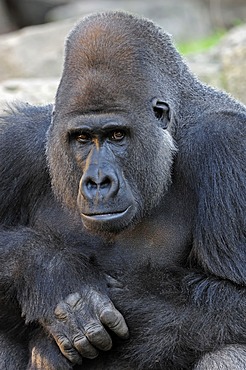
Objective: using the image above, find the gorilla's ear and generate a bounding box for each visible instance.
[152,98,170,129]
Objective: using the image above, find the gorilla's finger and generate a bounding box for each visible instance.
[84,323,112,351]
[55,333,82,365]
[73,334,99,359]
[100,308,129,339]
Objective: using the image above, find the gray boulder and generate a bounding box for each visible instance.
[0,78,58,109]
[0,19,74,81]
[186,24,246,104]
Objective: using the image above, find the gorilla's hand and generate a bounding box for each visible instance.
[44,289,129,365]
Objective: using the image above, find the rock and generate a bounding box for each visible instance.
[219,25,246,103]
[0,18,74,81]
[186,24,246,104]
[206,0,246,29]
[0,78,58,108]
[3,0,68,29]
[0,1,15,34]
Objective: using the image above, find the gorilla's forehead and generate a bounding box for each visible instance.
[66,35,145,82]
[65,13,160,78]
[59,35,155,111]
[59,68,149,113]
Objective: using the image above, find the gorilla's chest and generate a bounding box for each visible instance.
[87,209,193,277]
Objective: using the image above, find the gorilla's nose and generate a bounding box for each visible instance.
[81,166,119,200]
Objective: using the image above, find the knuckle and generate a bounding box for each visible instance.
[91,290,111,306]
[74,334,85,344]
[85,323,112,351]
[56,334,82,365]
[85,322,103,337]
[56,334,72,350]
[54,293,84,323]
[73,333,85,346]
[65,292,82,308]
[54,302,69,320]
[73,335,99,359]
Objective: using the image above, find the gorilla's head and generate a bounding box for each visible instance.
[47,12,181,234]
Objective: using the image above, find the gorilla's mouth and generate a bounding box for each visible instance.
[81,207,131,222]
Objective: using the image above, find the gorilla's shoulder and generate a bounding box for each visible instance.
[0,102,52,161]
[0,102,53,135]
[0,103,53,224]
[199,109,246,133]
[177,108,246,175]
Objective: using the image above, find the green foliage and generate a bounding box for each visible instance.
[176,30,226,55]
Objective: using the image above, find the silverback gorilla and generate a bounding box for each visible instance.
[0,11,246,370]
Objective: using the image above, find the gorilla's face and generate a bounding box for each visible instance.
[48,98,175,235]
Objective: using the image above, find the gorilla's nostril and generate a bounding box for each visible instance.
[86,180,97,190]
[100,177,111,189]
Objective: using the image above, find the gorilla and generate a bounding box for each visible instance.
[0,11,245,370]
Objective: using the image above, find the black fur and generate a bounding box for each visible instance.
[0,11,245,370]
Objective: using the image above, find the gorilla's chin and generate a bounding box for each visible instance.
[81,205,135,234]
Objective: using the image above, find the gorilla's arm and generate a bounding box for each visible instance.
[0,104,128,367]
[0,227,128,364]
[180,110,246,285]
[108,265,246,369]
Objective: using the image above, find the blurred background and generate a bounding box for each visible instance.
[0,0,245,105]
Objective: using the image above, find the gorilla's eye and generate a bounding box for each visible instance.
[109,130,125,142]
[75,132,91,143]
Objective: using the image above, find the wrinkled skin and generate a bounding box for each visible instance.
[0,11,246,370]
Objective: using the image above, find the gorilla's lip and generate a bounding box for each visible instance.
[81,207,131,222]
